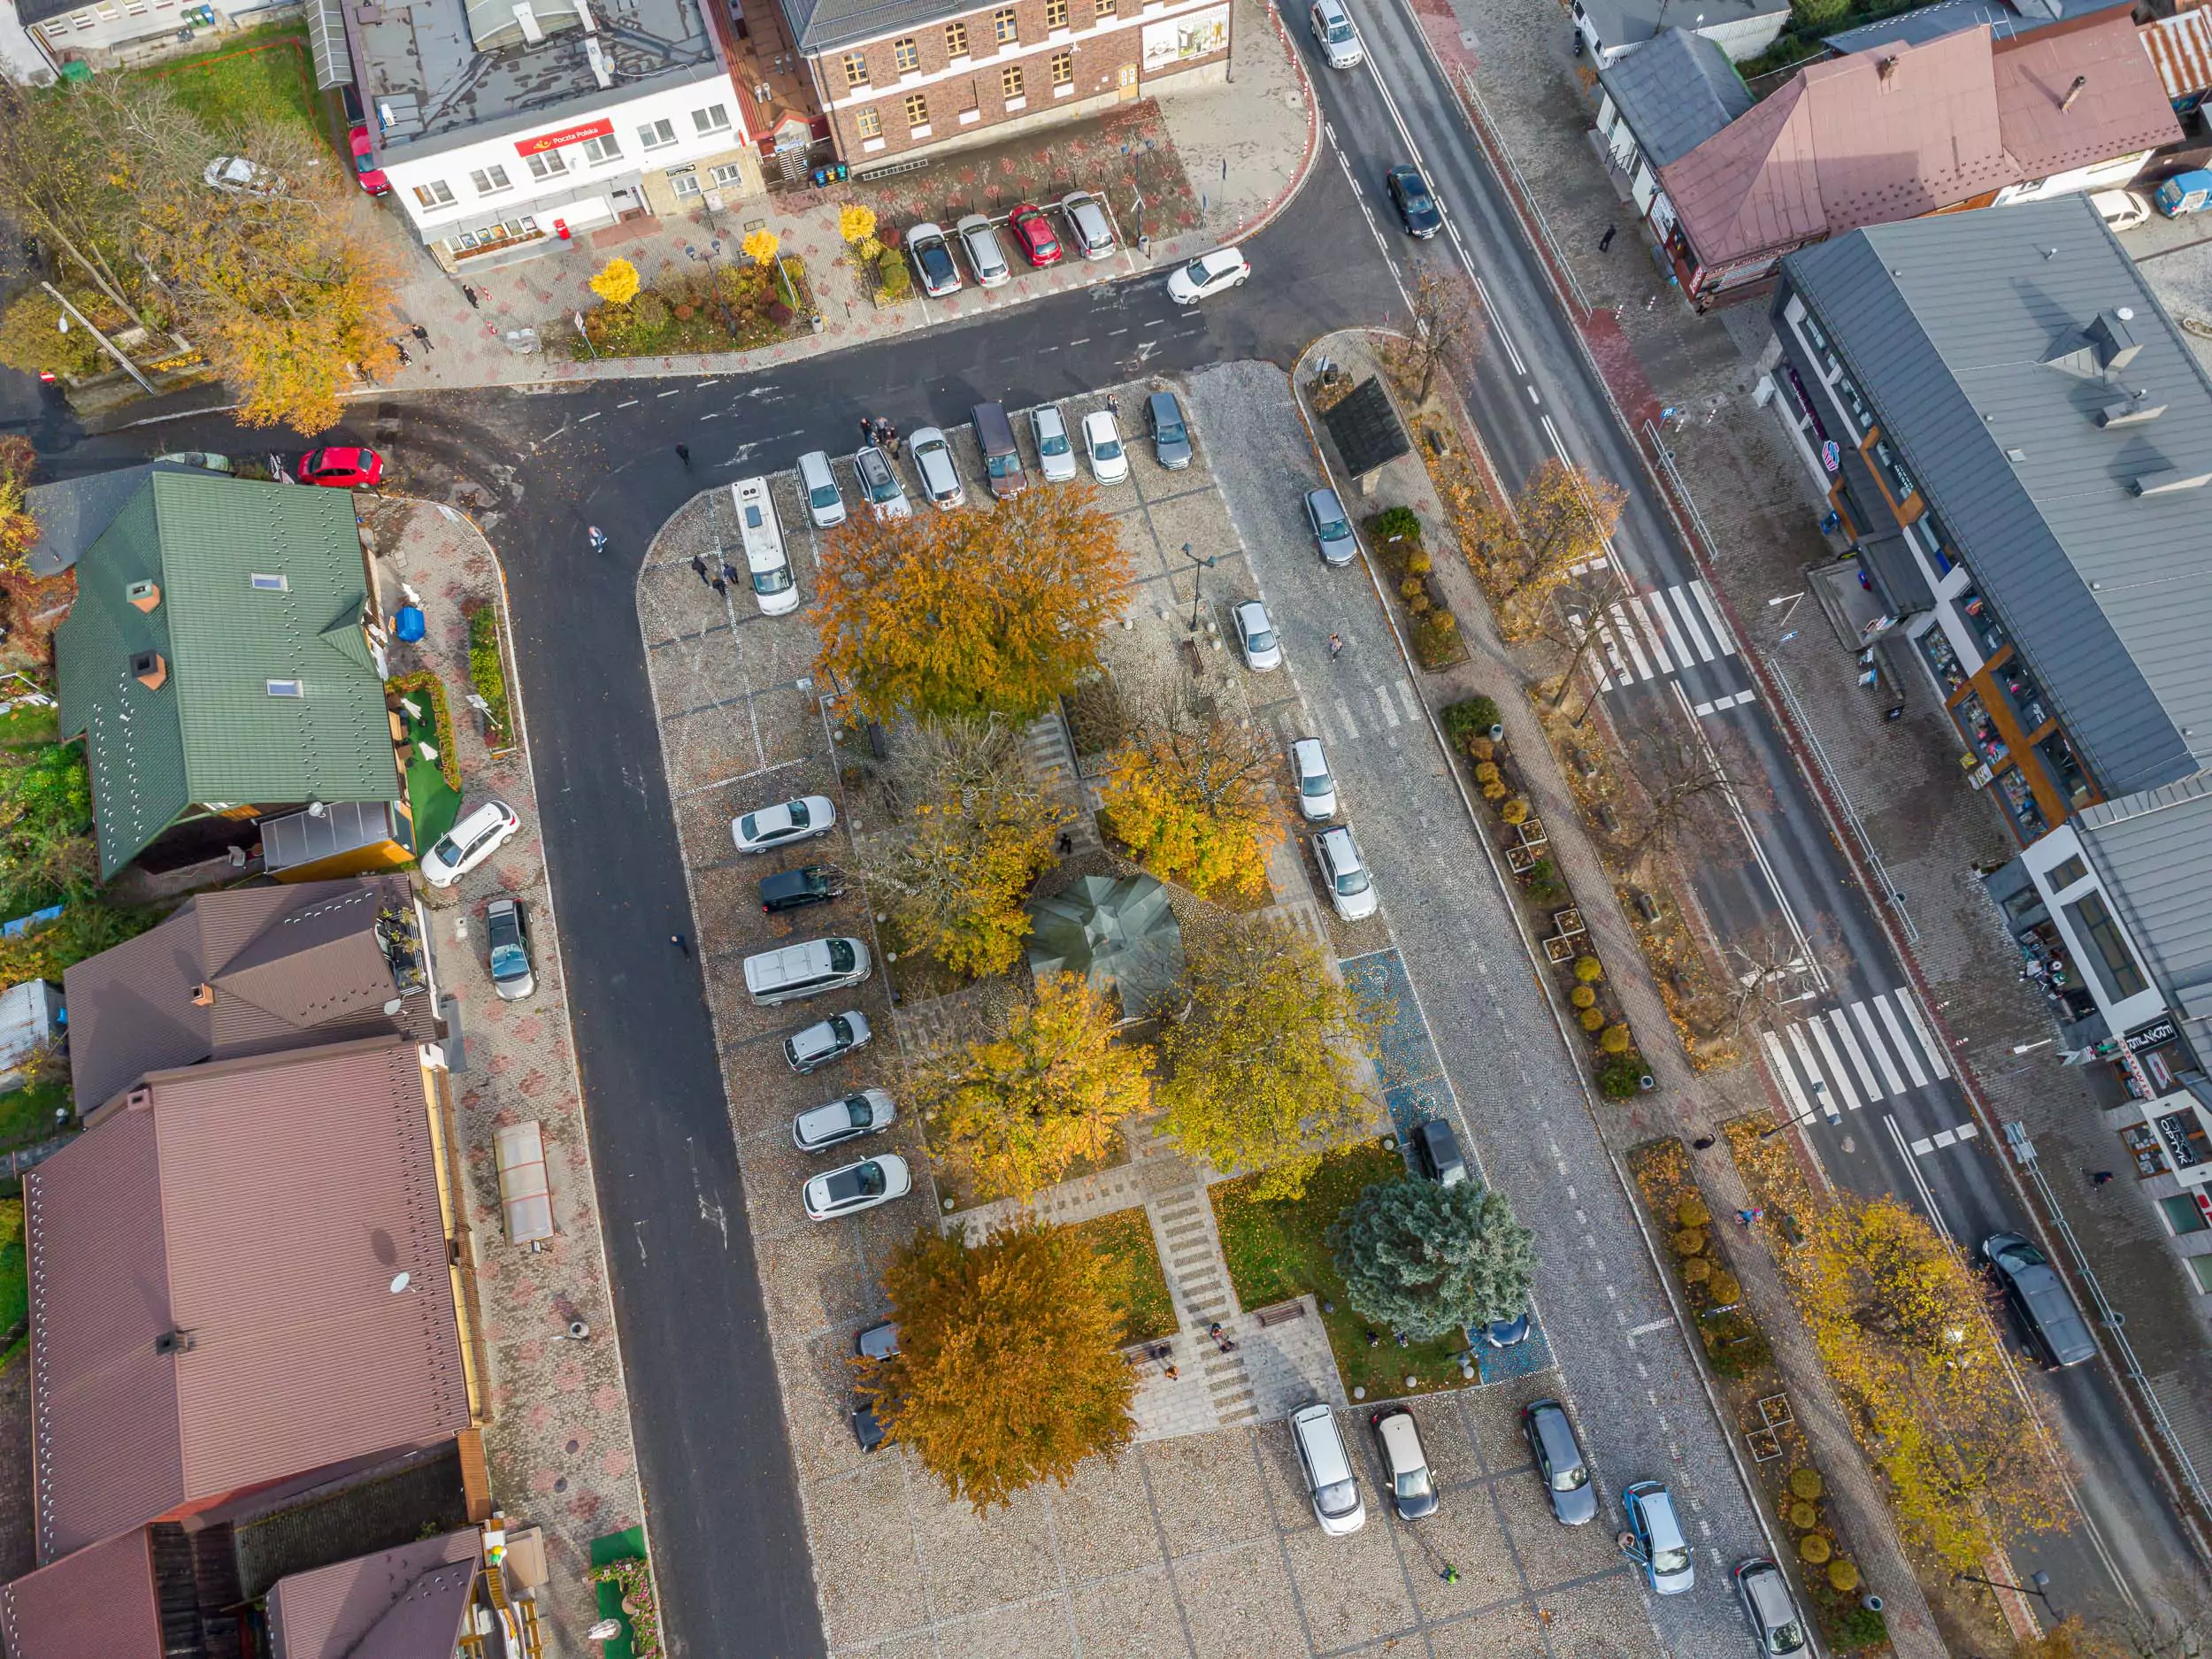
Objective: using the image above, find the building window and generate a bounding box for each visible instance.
[1955,586,2005,656]
[894,35,919,70]
[583,133,623,164]
[903,91,929,127]
[2192,1256,2212,1295]
[526,150,568,180]
[945,19,968,52]
[413,180,456,208]
[265,678,303,698]
[855,106,883,139]
[1832,373,1874,434]
[671,171,703,197]
[249,572,288,592]
[2159,1194,2209,1235]
[993,5,1017,41]
[2047,855,2088,891]
[1051,48,1073,83]
[843,50,869,85]
[1095,0,1116,15]
[1916,505,1955,577]
[693,104,731,134]
[1047,0,1068,24]
[710,161,748,186]
[637,119,676,150]
[470,164,512,195]
[2065,890,2147,1002]
[2038,731,2093,811]
[1002,63,1024,97]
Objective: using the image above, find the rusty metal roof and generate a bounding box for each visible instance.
[2142,10,2212,102]
[23,1038,471,1563]
[62,876,435,1116]
[0,1529,161,1659]
[266,1528,481,1659]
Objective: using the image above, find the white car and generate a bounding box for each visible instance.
[797,449,847,527]
[1033,404,1079,483]
[955,213,1011,287]
[420,798,521,888]
[1314,826,1378,920]
[731,795,838,853]
[1291,737,1337,821]
[792,1087,897,1153]
[1233,599,1282,671]
[803,1154,913,1220]
[2091,188,2152,233]
[1081,409,1129,484]
[1291,1402,1365,1535]
[204,155,283,195]
[854,445,910,520]
[1310,0,1363,66]
[1167,247,1250,305]
[909,426,965,510]
[786,1009,873,1072]
[905,222,962,298]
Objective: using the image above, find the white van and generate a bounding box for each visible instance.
[1290,1402,1364,1535]
[742,937,872,1005]
[732,478,799,617]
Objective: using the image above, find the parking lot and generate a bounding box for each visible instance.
[634,382,1743,1655]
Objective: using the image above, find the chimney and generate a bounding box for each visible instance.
[2088,308,2141,373]
[2060,73,2086,113]
[190,981,217,1007]
[125,579,160,613]
[130,649,166,691]
[125,1087,152,1111]
[511,0,543,38]
[152,1330,195,1356]
[2132,465,2212,496]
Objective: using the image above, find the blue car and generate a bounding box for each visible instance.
[1624,1481,1695,1594]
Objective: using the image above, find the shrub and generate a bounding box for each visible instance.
[1574,954,1604,983]
[1412,611,1458,669]
[1578,1007,1606,1033]
[1788,1502,1817,1530]
[1467,736,1494,762]
[1570,985,1596,1010]
[1407,589,1432,615]
[1442,695,1501,742]
[1827,1560,1861,1594]
[1427,606,1455,634]
[1597,1055,1646,1099]
[876,248,911,299]
[1704,1310,1771,1377]
[1798,1533,1832,1565]
[632,292,670,331]
[1672,1228,1706,1256]
[1474,761,1501,786]
[1374,505,1421,544]
[766,300,796,328]
[1681,1256,1712,1285]
[1599,1024,1632,1055]
[1708,1271,1740,1304]
[1400,576,1424,601]
[1832,1607,1888,1655]
[1788,1467,1824,1502]
[1501,796,1530,826]
[1406,548,1432,576]
[854,234,884,261]
[1526,858,1567,905]
[672,302,696,322]
[1481,780,1507,802]
[465,605,511,740]
[1675,1196,1710,1228]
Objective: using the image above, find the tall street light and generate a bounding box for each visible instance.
[1952,1570,2056,1620]
[1183,541,1217,633]
[1759,1079,1831,1139]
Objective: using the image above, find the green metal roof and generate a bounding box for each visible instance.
[55,473,397,876]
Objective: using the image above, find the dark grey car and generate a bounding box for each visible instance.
[1305,488,1357,566]
[1147,390,1193,470]
[1413,1118,1467,1187]
[485,897,534,1001]
[1981,1232,2097,1368]
[1523,1398,1597,1525]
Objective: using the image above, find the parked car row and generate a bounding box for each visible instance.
[904,192,1121,299]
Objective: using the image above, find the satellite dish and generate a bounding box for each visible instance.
[389,1272,412,1294]
[383,998,404,1016]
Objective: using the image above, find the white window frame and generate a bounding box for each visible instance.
[414,179,457,208]
[583,133,623,165]
[526,150,568,180]
[693,104,731,135]
[470,164,512,195]
[671,171,703,197]
[637,118,676,151]
[710,161,747,187]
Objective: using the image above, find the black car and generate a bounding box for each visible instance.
[761,864,845,914]
[1386,165,1443,239]
[850,1390,887,1451]
[1980,1232,2097,1368]
[1412,1118,1467,1187]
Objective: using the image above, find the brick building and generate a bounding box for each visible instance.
[781,0,1232,165]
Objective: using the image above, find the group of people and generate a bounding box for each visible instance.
[860,416,902,457]
[690,551,744,596]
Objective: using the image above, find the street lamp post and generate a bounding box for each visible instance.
[1951,1570,2055,1619]
[1759,1079,1831,1139]
[1183,541,1217,633]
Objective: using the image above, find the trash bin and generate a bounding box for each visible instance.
[395,605,426,643]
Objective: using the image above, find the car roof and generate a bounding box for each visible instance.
[452,800,508,836]
[1035,404,1065,429]
[1319,826,1360,865]
[1375,1409,1425,1467]
[911,426,948,446]
[1083,409,1118,432]
[1149,388,1183,411]
[1308,486,1343,509]
[908,221,945,240]
[1293,1405,1351,1479]
[798,449,832,478]
[1293,737,1325,770]
[1237,598,1269,620]
[1316,0,1348,16]
[1741,1561,1795,1624]
[1531,1401,1579,1458]
[1632,1485,1684,1548]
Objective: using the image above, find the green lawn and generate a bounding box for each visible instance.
[0,703,58,749]
[0,1080,70,1152]
[1211,1140,1471,1401]
[401,701,463,854]
[1070,1209,1177,1346]
[0,1241,25,1342]
[138,28,319,140]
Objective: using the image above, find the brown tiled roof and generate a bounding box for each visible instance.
[0,1529,161,1659]
[266,1528,480,1659]
[63,876,436,1115]
[24,1037,470,1563]
[1658,14,2177,267]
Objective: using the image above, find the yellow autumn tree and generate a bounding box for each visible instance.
[920,972,1151,1200]
[589,257,641,307]
[1099,701,1280,901]
[838,202,878,245]
[861,1218,1135,1510]
[1155,915,1379,1197]
[1782,1194,2073,1570]
[741,227,780,266]
[813,484,1132,724]
[862,716,1065,977]
[1464,457,1628,636]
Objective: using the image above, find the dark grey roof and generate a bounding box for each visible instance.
[21,465,196,580]
[2073,775,2212,1016]
[1598,30,1753,170]
[1322,379,1411,478]
[779,0,964,54]
[347,0,725,159]
[1783,198,2212,800]
[1577,0,1787,52]
[1824,0,2131,54]
[1026,874,1184,1023]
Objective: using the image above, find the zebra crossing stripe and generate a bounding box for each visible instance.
[1664,584,1716,662]
[1607,603,1654,680]
[1762,1030,1819,1124]
[1690,580,1737,654]
[1807,1018,1863,1114]
[1893,991,1951,1080]
[1827,1009,1882,1099]
[1873,994,1929,1088]
[1373,685,1400,730]
[1396,680,1421,724]
[1785,1024,1839,1120]
[1626,595,1675,673]
[1645,589,1695,668]
[1850,1000,1907,1094]
[1335,698,1357,740]
[1764,993,1964,1116]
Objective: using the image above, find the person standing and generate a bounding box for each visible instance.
[689,553,710,586]
[671,932,690,957]
[720,558,741,588]
[884,424,901,458]
[391,339,412,366]
[710,571,728,597]
[1598,224,1617,253]
[859,416,876,448]
[410,322,434,351]
[462,284,482,310]
[675,442,691,468]
[1328,632,1345,660]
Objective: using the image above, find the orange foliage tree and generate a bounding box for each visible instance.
[1099,703,1280,901]
[813,486,1132,724]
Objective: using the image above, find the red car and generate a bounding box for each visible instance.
[349,124,389,196]
[1008,203,1063,268]
[296,446,384,488]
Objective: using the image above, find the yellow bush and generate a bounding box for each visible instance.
[1481,780,1507,802]
[1682,1256,1712,1284]
[1788,1467,1824,1502]
[1406,549,1432,576]
[1502,796,1530,826]
[1578,1007,1606,1033]
[1709,1271,1741,1304]
[1408,590,1432,615]
[588,257,641,306]
[1827,1560,1860,1594]
[1672,1228,1706,1256]
[1474,762,1501,785]
[1570,986,1596,1010]
[1676,1195,1710,1228]
[1574,955,1604,983]
[1798,1533,1832,1565]
[741,228,781,266]
[1599,1024,1632,1055]
[839,202,879,244]
[1788,1502,1817,1530]
[1468,737,1495,762]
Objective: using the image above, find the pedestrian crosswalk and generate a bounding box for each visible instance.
[1569,580,1740,693]
[1759,988,1954,1122]
[1274,679,1424,748]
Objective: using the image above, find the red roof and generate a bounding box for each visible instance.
[0,1530,161,1659]
[1659,13,2177,268]
[266,1528,481,1659]
[23,1038,471,1563]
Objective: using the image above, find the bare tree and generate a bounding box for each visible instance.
[1624,729,1731,858]
[1402,267,1481,405]
[1539,580,1625,721]
[1703,923,1846,1046]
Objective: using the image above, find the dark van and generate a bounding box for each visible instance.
[1981,1233,2097,1368]
[760,865,844,914]
[972,402,1026,500]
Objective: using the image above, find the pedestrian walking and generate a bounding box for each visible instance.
[860,417,875,448]
[410,322,434,351]
[885,425,901,457]
[689,553,710,586]
[391,340,412,366]
[588,526,608,554]
[671,932,690,957]
[1328,632,1345,660]
[1736,1209,1756,1228]
[1440,1566,1461,1585]
[675,442,691,468]
[710,572,728,597]
[720,559,741,588]
[462,284,481,310]
[1691,1134,1716,1151]
[1163,1363,1179,1380]
[2090,1170,2115,1187]
[1598,223,1617,253]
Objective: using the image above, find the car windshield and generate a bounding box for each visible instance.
[853,1163,887,1196]
[1181,258,1213,284]
[787,802,812,826]
[753,565,793,594]
[987,453,1019,478]
[431,832,464,865]
[1334,864,1370,895]
[921,245,954,278]
[1393,1466,1432,1502]
[810,481,840,507]
[846,1097,875,1128]
[867,470,900,502]
[826,940,857,972]
[1156,414,1187,443]
[1094,434,1121,459]
[1768,1612,1809,1654]
[491,940,527,976]
[1041,428,1071,456]
[1317,509,1349,538]
[1650,1541,1690,1578]
[1247,628,1276,652]
[1314,1478,1359,1517]
[1551,1460,1589,1492]
[355,152,378,174]
[1302,772,1333,796]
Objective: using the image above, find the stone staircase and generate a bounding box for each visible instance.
[1018,706,1104,855]
[1147,1167,1257,1427]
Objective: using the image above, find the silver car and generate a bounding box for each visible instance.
[732,794,838,853]
[797,449,847,527]
[1734,1560,1809,1655]
[785,1009,873,1073]
[1033,404,1079,482]
[855,444,910,520]
[1305,488,1356,566]
[1060,190,1118,260]
[956,212,1010,287]
[803,1154,912,1220]
[1233,599,1282,672]
[1082,409,1128,484]
[792,1087,897,1153]
[1314,826,1377,920]
[1291,737,1337,820]
[909,426,965,510]
[1310,0,1363,66]
[485,897,534,1001]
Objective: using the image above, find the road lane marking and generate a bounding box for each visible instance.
[1374,685,1401,728]
[1626,1317,1672,1338]
[1624,595,1673,672]
[1689,580,1736,653]
[1828,1009,1883,1100]
[1875,993,1930,1087]
[1807,1018,1863,1113]
[1893,989,1952,1079]
[1886,1114,1953,1240]
[1851,1001,1907,1094]
[1335,697,1358,736]
[1396,680,1422,723]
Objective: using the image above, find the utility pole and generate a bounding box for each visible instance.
[42,280,154,395]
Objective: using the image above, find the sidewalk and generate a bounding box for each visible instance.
[1433,0,2212,1548]
[363,0,1314,396]
[373,498,650,1655]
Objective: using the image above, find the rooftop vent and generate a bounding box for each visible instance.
[190,982,216,1007]
[1876,53,1899,83]
[2097,392,2166,428]
[2060,73,2087,113]
[130,649,166,691]
[2131,465,2212,496]
[152,1330,195,1356]
[2087,309,2141,373]
[125,579,160,613]
[125,1087,152,1112]
[512,0,544,39]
